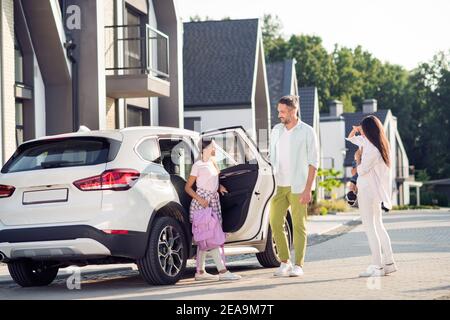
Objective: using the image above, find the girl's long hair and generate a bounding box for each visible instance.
[360,115,391,167]
[197,137,214,161]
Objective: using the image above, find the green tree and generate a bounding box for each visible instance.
[287,35,337,111]
[318,168,343,198]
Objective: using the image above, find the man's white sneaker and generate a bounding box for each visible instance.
[359,265,385,277]
[274,262,292,277]
[219,271,242,281]
[384,263,398,275]
[289,265,304,277]
[195,271,219,281]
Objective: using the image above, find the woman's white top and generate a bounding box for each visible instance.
[346,135,392,209]
[190,159,219,192]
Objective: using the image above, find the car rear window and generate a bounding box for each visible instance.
[1,137,121,174]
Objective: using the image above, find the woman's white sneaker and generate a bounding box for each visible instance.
[359,265,385,277]
[195,271,219,281]
[274,262,292,277]
[289,265,304,277]
[219,271,242,281]
[384,263,398,275]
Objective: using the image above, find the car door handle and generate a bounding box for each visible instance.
[220,169,253,179]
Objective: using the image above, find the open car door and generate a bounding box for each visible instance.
[199,126,275,243]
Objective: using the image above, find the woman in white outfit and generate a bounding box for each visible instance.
[346,115,398,277]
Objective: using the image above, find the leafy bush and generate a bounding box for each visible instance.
[317,168,343,199]
[392,204,440,210]
[307,202,322,216]
[319,207,328,216]
[318,199,349,213]
[420,191,448,207]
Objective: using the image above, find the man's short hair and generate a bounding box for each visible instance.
[278,95,299,109]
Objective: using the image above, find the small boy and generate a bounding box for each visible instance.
[346,148,361,207]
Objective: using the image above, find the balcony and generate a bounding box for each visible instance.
[105,24,170,99]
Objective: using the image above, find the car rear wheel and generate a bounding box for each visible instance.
[8,260,59,287]
[256,218,293,268]
[137,216,187,285]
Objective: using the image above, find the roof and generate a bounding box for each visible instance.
[183,19,260,108]
[266,59,295,126]
[266,60,296,126]
[342,109,390,167]
[299,87,319,128]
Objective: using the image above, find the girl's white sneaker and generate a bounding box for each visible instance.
[195,271,219,281]
[384,263,398,275]
[219,271,242,281]
[359,265,385,277]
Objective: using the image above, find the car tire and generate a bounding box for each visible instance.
[8,260,59,287]
[256,219,293,268]
[137,216,187,285]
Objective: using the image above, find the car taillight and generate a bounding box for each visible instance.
[0,185,15,198]
[73,169,140,191]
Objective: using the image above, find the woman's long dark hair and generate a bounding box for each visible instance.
[360,115,391,167]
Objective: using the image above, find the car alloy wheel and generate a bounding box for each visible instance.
[158,225,184,277]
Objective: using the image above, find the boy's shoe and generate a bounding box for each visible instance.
[384,262,398,275]
[219,271,241,281]
[359,265,385,277]
[274,262,292,277]
[346,191,358,207]
[195,271,219,281]
[289,265,304,277]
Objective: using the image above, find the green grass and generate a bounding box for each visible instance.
[392,204,440,210]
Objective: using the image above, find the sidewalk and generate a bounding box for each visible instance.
[307,211,360,236]
[0,212,360,285]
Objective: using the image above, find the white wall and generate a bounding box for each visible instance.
[320,118,347,199]
[320,119,346,173]
[34,56,46,138]
[184,108,253,134]
[148,0,159,126]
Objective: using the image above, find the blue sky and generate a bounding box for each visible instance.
[178,0,450,70]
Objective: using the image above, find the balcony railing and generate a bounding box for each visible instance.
[105,24,169,79]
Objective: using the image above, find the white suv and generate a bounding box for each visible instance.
[0,126,292,287]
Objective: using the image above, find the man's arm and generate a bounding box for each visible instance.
[300,129,319,204]
[299,165,317,204]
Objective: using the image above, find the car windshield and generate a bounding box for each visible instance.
[1,137,119,174]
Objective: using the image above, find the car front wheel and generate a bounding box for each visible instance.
[256,219,293,268]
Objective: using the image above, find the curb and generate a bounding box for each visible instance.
[307,216,362,247]
[308,215,361,237]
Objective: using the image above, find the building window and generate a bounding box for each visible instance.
[126,105,149,127]
[15,101,24,147]
[124,6,146,75]
[15,34,24,84]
